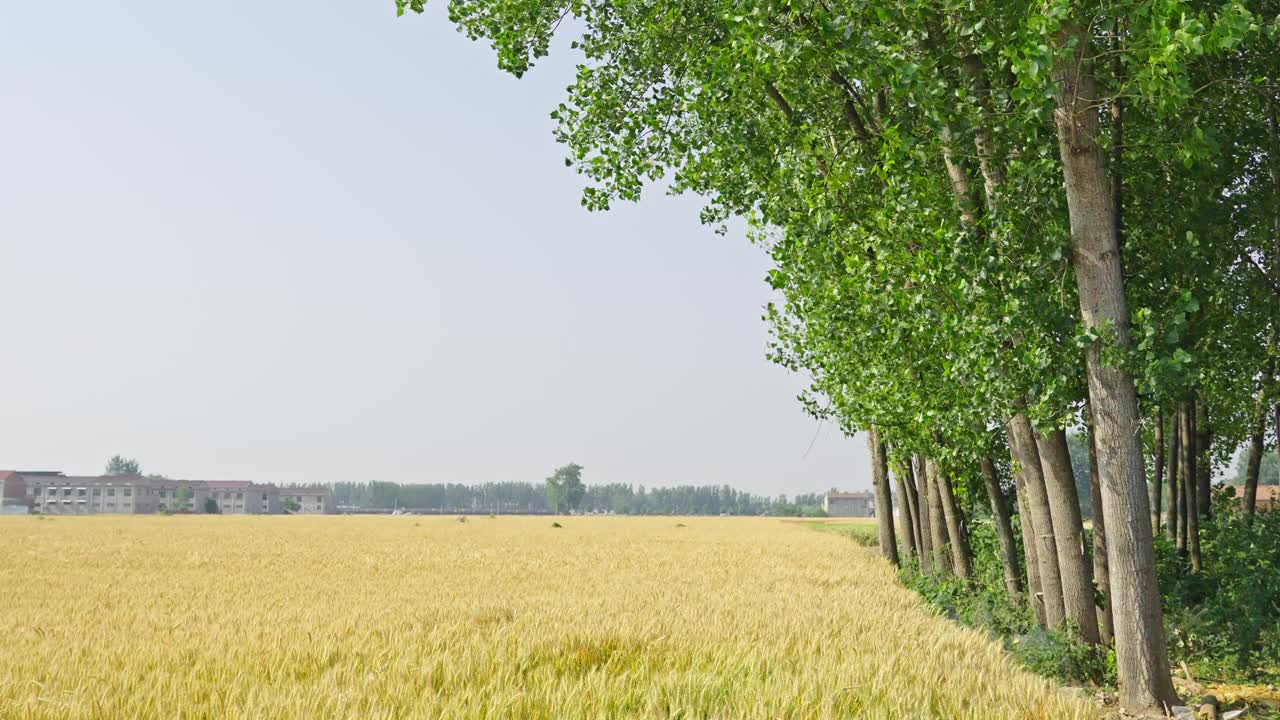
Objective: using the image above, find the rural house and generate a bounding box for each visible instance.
[1236,484,1279,511]
[822,490,875,517]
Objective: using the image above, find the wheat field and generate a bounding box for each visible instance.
[0,515,1090,719]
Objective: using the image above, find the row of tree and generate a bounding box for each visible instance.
[107,455,831,516]
[402,0,1278,711]
[331,476,827,516]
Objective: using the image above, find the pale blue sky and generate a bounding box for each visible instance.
[0,1,870,494]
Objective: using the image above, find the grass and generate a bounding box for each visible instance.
[794,517,881,546]
[0,515,1092,719]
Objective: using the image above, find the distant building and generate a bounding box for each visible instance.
[280,487,334,514]
[1,471,30,514]
[23,474,159,515]
[823,490,875,517]
[3,471,332,516]
[1235,484,1279,511]
[205,481,284,514]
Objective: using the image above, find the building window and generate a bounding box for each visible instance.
[235,492,242,500]
[93,488,101,496]
[62,488,72,497]
[123,489,132,497]
[107,489,115,497]
[77,488,87,497]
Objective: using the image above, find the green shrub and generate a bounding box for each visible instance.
[900,521,1113,687]
[838,497,1277,688]
[1158,491,1280,682]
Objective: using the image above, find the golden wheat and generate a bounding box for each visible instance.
[0,515,1091,719]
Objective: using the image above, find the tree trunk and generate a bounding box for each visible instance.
[1015,469,1046,626]
[924,458,953,576]
[894,463,919,561]
[939,124,981,226]
[904,456,927,561]
[1195,401,1212,520]
[1087,411,1114,645]
[1152,407,1164,533]
[981,456,1023,596]
[1036,428,1101,644]
[1181,401,1202,573]
[1244,390,1266,522]
[868,427,900,566]
[1008,413,1066,627]
[1167,413,1180,543]
[935,461,973,581]
[914,455,936,575]
[1051,23,1177,711]
[1176,415,1188,554]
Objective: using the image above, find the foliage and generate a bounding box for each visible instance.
[330,480,828,516]
[1064,433,1093,520]
[804,520,878,547]
[282,498,301,513]
[104,455,141,476]
[1231,450,1280,486]
[899,521,1112,687]
[203,497,220,514]
[1156,492,1280,682]
[545,463,586,514]
[0,516,1094,719]
[869,494,1279,688]
[175,486,192,509]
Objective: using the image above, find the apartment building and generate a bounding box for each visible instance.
[6,472,331,515]
[206,481,282,514]
[24,474,160,515]
[280,487,334,514]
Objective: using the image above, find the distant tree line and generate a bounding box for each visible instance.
[330,480,826,516]
[97,454,832,516]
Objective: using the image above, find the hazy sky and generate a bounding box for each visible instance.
[0,1,871,495]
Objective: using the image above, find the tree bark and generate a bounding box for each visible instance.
[924,457,953,576]
[868,427,900,566]
[1152,407,1164,533]
[1051,23,1177,711]
[981,456,1023,596]
[1168,415,1180,544]
[894,462,919,561]
[1244,390,1266,522]
[1180,401,1202,573]
[1195,401,1212,520]
[1008,414,1066,627]
[1087,411,1114,645]
[935,461,973,581]
[1015,468,1046,626]
[904,456,927,561]
[958,52,1006,210]
[1176,414,1188,554]
[914,455,936,575]
[1036,428,1100,644]
[939,124,980,226]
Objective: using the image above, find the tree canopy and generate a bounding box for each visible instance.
[104,455,141,476]
[546,462,586,513]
